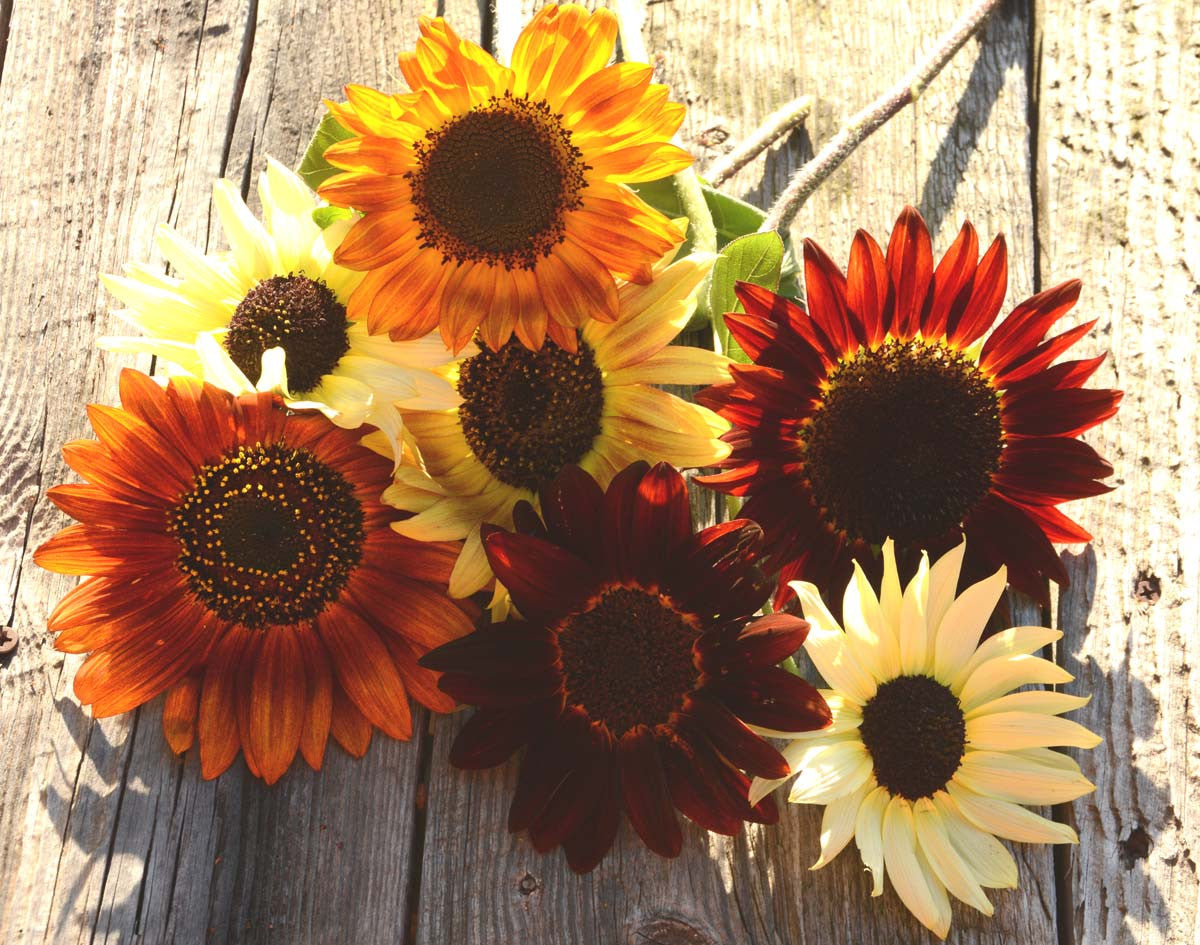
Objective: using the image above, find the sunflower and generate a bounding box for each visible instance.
[383,252,730,601]
[699,206,1121,606]
[749,540,1097,938]
[34,370,473,784]
[420,462,831,871]
[318,4,691,353]
[100,158,460,448]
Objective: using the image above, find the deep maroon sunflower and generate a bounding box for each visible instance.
[35,369,473,784]
[420,462,831,872]
[698,206,1121,606]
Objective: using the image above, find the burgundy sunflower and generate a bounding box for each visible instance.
[35,369,473,784]
[699,206,1121,606]
[420,462,831,872]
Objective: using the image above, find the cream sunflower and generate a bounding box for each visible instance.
[383,252,731,600]
[750,539,1099,939]
[100,158,460,448]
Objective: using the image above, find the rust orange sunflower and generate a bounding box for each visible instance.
[35,370,473,784]
[699,207,1121,607]
[319,4,691,353]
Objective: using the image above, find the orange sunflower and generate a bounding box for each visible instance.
[35,369,473,784]
[319,4,691,353]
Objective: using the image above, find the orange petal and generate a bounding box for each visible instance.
[439,261,495,353]
[198,626,252,780]
[478,269,522,351]
[163,674,201,754]
[511,267,549,349]
[345,573,473,652]
[381,634,456,714]
[587,141,693,183]
[335,210,419,268]
[330,685,373,757]
[248,629,306,784]
[35,524,178,576]
[318,604,413,740]
[296,625,334,770]
[350,247,445,339]
[86,404,194,493]
[46,484,165,530]
[537,241,619,328]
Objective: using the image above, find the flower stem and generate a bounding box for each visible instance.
[707,95,814,188]
[761,0,1005,234]
[615,0,718,255]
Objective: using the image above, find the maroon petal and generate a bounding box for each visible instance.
[618,726,683,858]
[511,500,548,539]
[993,437,1114,506]
[562,760,621,873]
[483,530,600,621]
[539,465,605,566]
[923,220,979,339]
[679,721,779,825]
[1019,502,1092,543]
[448,702,557,769]
[626,462,692,585]
[947,233,1007,348]
[683,694,791,779]
[963,494,1069,601]
[509,711,589,832]
[980,280,1081,374]
[706,666,832,733]
[438,668,561,707]
[529,727,612,853]
[698,612,810,671]
[600,461,650,582]
[846,229,891,346]
[420,623,556,674]
[886,206,934,340]
[1005,353,1108,396]
[661,736,745,835]
[1002,386,1123,438]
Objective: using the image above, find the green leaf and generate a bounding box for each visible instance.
[709,231,784,363]
[630,178,767,253]
[297,114,354,190]
[312,205,355,230]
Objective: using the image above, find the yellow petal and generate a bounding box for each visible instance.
[854,785,890,896]
[812,778,873,869]
[965,711,1101,751]
[898,551,931,675]
[913,796,995,916]
[930,791,1018,888]
[946,782,1079,844]
[882,797,952,938]
[955,750,1095,805]
[932,565,1007,684]
[959,655,1074,712]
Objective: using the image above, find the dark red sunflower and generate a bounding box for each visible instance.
[35,369,473,784]
[698,206,1121,606]
[420,461,831,872]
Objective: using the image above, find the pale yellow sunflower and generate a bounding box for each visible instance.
[750,539,1098,939]
[101,158,460,449]
[382,252,730,601]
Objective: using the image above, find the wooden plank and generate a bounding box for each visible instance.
[412,2,1059,943]
[1039,2,1200,944]
[0,1,441,943]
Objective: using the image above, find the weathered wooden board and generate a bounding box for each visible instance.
[0,0,1193,943]
[1040,2,1200,944]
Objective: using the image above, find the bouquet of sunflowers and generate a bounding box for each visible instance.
[34,5,1119,939]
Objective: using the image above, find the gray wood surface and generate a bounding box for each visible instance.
[0,0,1193,943]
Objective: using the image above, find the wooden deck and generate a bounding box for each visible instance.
[1,0,1195,942]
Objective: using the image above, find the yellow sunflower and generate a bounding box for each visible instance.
[101,158,460,448]
[319,3,692,353]
[750,539,1098,938]
[382,253,730,601]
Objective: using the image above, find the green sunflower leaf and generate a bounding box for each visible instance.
[709,231,784,363]
[312,205,355,230]
[297,114,354,190]
[629,178,769,252]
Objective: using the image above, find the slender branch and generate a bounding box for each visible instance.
[707,95,813,188]
[761,0,1004,234]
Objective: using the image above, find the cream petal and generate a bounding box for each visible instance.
[813,778,873,869]
[882,797,952,938]
[101,273,224,337]
[955,750,1095,805]
[952,625,1063,691]
[964,689,1089,721]
[933,565,1007,685]
[604,384,719,439]
[931,792,1018,888]
[965,711,1101,751]
[946,782,1079,844]
[843,560,900,682]
[195,331,255,393]
[98,336,206,375]
[305,373,373,427]
[256,346,291,394]
[154,223,247,301]
[794,582,877,704]
[787,740,873,805]
[854,786,890,896]
[333,355,420,403]
[879,538,903,632]
[449,528,493,598]
[913,796,994,916]
[390,496,479,541]
[604,345,731,387]
[213,178,280,282]
[1009,747,1088,773]
[959,655,1074,712]
[926,538,966,638]
[749,738,826,805]
[898,551,931,675]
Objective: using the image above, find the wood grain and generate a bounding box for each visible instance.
[1039,2,1200,944]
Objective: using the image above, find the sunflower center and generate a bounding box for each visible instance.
[557,587,701,737]
[168,443,365,627]
[800,338,1003,545]
[225,274,350,394]
[859,674,966,800]
[456,336,603,492]
[408,92,587,269]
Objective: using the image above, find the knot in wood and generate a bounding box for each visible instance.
[628,916,715,945]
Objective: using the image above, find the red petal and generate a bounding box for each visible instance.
[1020,503,1093,543]
[924,220,979,339]
[846,228,891,346]
[661,736,744,835]
[1002,386,1122,438]
[683,694,790,778]
[947,234,1007,347]
[599,461,649,583]
[698,612,810,671]
[992,318,1098,387]
[993,437,1114,505]
[483,531,600,621]
[885,206,934,340]
[705,666,831,732]
[627,462,692,585]
[448,702,554,769]
[618,726,682,858]
[735,281,840,365]
[980,280,1082,375]
[803,239,861,356]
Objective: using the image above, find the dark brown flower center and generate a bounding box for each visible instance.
[800,339,1003,545]
[859,674,966,800]
[557,587,701,737]
[225,274,350,394]
[407,92,587,269]
[168,443,365,627]
[456,336,604,492]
